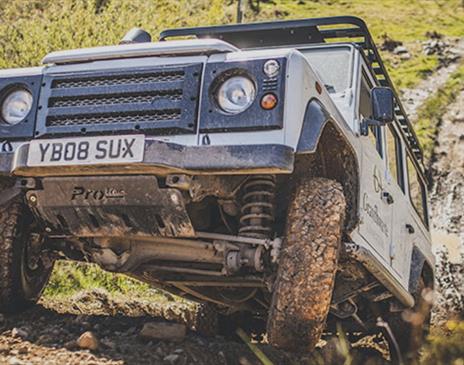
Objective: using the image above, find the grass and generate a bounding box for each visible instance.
[422,321,464,365]
[43,260,165,300]
[1,0,463,88]
[415,62,464,161]
[246,0,464,89]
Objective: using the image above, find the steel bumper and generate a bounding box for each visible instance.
[2,139,294,177]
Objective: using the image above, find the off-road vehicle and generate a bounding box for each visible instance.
[0,16,433,361]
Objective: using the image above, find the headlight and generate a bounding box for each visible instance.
[1,89,33,125]
[216,76,256,114]
[263,60,280,78]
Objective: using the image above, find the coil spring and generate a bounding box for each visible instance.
[239,175,276,238]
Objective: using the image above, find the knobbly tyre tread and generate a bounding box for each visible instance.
[267,177,346,352]
[0,195,26,312]
[0,181,52,313]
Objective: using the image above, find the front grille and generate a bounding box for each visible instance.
[48,90,183,108]
[47,110,182,127]
[36,63,202,136]
[51,71,185,89]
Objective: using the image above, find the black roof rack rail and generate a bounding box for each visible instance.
[161,16,425,168]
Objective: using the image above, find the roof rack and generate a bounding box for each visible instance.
[160,16,424,166]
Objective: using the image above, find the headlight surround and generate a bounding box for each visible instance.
[1,88,33,125]
[216,76,256,114]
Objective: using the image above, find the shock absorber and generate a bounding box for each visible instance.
[239,175,276,239]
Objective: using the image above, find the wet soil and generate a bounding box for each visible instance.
[0,290,308,365]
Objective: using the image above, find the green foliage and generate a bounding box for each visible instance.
[1,0,463,89]
[387,54,440,90]
[0,0,231,69]
[44,260,161,299]
[422,321,464,365]
[415,63,464,160]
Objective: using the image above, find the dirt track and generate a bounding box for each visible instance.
[0,290,303,365]
[0,290,391,365]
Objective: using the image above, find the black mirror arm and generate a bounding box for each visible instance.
[360,118,389,136]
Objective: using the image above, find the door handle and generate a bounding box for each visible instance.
[406,224,415,234]
[382,191,394,205]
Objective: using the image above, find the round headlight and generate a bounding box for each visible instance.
[263,60,280,78]
[216,76,256,114]
[1,89,33,125]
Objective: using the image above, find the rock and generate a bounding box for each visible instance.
[0,344,10,353]
[7,358,23,365]
[163,354,180,364]
[380,33,402,52]
[100,338,116,350]
[425,30,442,39]
[77,331,99,351]
[140,322,186,342]
[36,334,53,345]
[393,45,408,55]
[0,313,4,323]
[64,340,78,350]
[400,52,411,60]
[11,327,28,339]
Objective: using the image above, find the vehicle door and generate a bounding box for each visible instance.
[384,124,411,284]
[357,66,392,261]
[403,153,431,284]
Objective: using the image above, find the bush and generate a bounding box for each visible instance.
[0,0,231,69]
[422,321,464,365]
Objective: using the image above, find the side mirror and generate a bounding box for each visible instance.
[371,87,394,123]
[360,87,395,136]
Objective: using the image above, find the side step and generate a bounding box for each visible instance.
[345,242,415,308]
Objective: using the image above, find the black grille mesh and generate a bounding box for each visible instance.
[49,91,183,108]
[51,71,185,89]
[47,110,182,127]
[37,63,202,135]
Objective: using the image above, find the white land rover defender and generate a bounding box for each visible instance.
[0,16,433,362]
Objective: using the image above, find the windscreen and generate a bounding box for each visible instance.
[299,46,353,93]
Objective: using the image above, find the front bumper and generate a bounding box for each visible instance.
[2,139,294,177]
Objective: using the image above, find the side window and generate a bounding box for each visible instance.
[359,73,373,119]
[385,125,404,191]
[407,155,428,226]
[359,70,382,157]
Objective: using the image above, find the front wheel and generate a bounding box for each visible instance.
[267,177,346,352]
[0,194,53,313]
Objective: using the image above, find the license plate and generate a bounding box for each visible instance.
[27,134,145,167]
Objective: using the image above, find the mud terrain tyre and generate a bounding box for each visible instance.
[0,194,53,313]
[267,178,346,352]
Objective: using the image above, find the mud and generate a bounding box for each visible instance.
[429,90,464,259]
[0,289,313,365]
[401,38,464,123]
[267,178,346,352]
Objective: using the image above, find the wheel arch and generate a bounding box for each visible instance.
[295,99,360,232]
[409,245,435,293]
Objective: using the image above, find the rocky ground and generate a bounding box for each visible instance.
[429,89,464,260]
[1,38,463,365]
[0,290,387,365]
